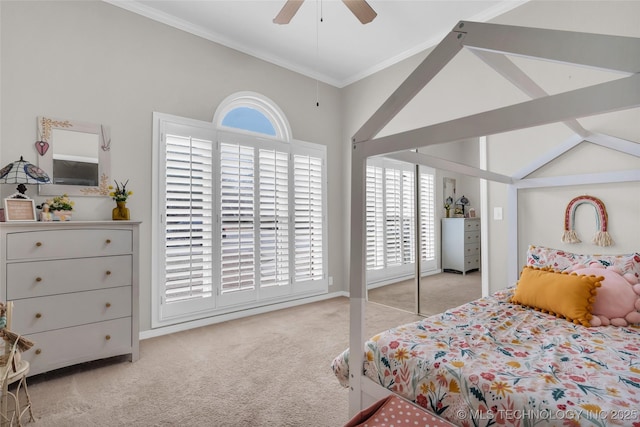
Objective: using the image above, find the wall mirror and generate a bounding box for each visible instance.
[37,116,111,196]
[443,177,456,208]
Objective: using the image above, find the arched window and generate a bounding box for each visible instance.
[214,92,292,141]
[153,92,326,327]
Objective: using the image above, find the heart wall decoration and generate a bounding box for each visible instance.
[35,140,49,156]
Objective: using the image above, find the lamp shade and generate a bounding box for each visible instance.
[456,195,469,206]
[0,156,50,184]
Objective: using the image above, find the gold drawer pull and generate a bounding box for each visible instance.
[106,239,112,244]
[106,271,112,276]
[105,302,112,308]
[35,242,43,247]
[35,349,42,355]
[35,277,43,282]
[105,335,111,341]
[35,313,42,319]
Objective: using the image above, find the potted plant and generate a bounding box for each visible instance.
[46,194,74,221]
[109,180,133,220]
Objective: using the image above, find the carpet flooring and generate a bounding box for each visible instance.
[22,297,422,427]
[368,271,482,315]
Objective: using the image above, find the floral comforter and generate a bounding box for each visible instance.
[332,289,640,427]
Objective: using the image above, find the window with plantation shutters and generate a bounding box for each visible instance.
[365,158,436,285]
[294,154,324,282]
[153,103,327,327]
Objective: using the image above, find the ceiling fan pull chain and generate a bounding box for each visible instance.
[315,0,323,107]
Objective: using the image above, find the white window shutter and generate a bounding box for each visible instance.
[420,172,436,261]
[164,133,214,304]
[401,170,415,264]
[384,169,402,267]
[259,149,290,287]
[220,142,256,294]
[293,154,324,281]
[366,165,384,270]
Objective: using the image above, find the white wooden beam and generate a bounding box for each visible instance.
[515,169,640,189]
[384,150,513,184]
[357,73,640,159]
[511,133,585,180]
[479,136,490,298]
[352,31,464,143]
[459,21,640,73]
[348,143,367,416]
[586,133,640,157]
[472,50,589,137]
[507,185,519,285]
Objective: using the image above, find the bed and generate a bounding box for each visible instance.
[333,285,640,426]
[341,19,640,426]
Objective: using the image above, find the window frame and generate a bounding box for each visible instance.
[152,96,327,328]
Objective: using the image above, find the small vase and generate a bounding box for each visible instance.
[112,201,130,221]
[445,209,450,218]
[53,210,72,221]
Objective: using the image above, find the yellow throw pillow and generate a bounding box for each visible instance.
[511,266,601,326]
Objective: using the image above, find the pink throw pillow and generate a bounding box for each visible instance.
[571,265,640,326]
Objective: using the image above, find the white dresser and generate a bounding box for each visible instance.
[0,221,140,376]
[441,218,480,275]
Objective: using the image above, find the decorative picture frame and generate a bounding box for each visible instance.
[4,198,37,222]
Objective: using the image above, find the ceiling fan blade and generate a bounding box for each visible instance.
[273,0,305,25]
[342,0,377,24]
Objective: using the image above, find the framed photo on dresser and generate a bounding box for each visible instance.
[4,198,37,221]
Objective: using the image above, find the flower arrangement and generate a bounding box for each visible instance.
[109,180,133,202]
[47,194,74,211]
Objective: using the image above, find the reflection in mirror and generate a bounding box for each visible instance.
[443,177,456,217]
[37,116,111,196]
[51,129,100,186]
[443,177,456,205]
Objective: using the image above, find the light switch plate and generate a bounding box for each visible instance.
[493,207,503,220]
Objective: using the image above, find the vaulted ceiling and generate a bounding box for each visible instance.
[106,0,526,87]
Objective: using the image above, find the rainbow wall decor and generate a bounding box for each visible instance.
[562,195,613,247]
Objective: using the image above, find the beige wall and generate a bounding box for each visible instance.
[0,0,344,332]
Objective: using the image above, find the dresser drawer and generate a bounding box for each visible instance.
[6,255,131,299]
[464,255,480,271]
[23,317,133,377]
[463,243,480,257]
[464,231,480,244]
[6,229,132,260]
[464,219,480,231]
[11,286,131,335]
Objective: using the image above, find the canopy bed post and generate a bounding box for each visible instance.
[348,141,367,415]
[507,184,519,285]
[479,136,490,297]
[414,163,421,314]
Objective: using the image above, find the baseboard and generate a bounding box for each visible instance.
[139,291,347,340]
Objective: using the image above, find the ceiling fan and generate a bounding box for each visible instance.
[273,0,377,25]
